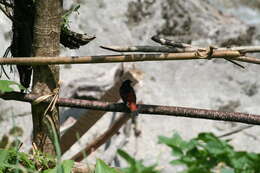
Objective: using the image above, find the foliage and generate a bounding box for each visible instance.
[1,132,260,173]
[158,132,260,173]
[94,150,159,173]
[0,146,75,173]
[117,149,159,173]
[0,80,25,93]
[0,147,58,173]
[61,4,80,30]
[43,160,74,173]
[95,159,121,173]
[0,148,36,173]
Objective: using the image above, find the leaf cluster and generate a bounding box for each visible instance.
[61,4,80,31]
[159,132,260,173]
[94,149,159,173]
[117,149,159,173]
[0,147,74,173]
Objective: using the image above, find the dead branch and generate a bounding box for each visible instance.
[151,35,192,48]
[102,45,260,54]
[151,36,245,68]
[151,36,260,53]
[1,51,255,65]
[70,114,130,161]
[1,92,260,125]
[100,45,182,53]
[230,56,260,64]
[218,125,253,138]
[61,28,96,49]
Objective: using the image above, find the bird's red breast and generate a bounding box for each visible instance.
[128,101,138,112]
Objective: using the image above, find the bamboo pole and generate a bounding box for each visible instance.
[0,50,246,65]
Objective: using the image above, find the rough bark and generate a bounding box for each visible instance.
[31,0,62,155]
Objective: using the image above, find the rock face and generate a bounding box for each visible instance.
[1,0,260,172]
[125,0,255,45]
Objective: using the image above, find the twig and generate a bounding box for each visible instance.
[230,56,260,64]
[224,59,245,68]
[223,46,260,53]
[1,46,11,79]
[0,0,13,8]
[151,35,192,48]
[152,36,245,68]
[100,45,182,53]
[70,114,130,161]
[0,4,13,21]
[151,36,260,53]
[1,92,260,125]
[101,45,260,54]
[218,125,253,138]
[0,51,251,65]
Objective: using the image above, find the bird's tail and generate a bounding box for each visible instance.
[131,110,139,117]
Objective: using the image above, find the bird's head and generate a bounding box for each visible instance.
[123,79,132,86]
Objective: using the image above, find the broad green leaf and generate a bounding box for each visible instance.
[158,134,185,156]
[221,167,234,173]
[205,141,226,155]
[0,80,25,92]
[158,133,187,148]
[43,160,74,173]
[95,159,120,173]
[60,160,74,173]
[170,146,184,156]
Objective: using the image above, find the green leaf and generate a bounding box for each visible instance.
[158,134,186,156]
[62,4,81,28]
[170,159,186,166]
[221,167,234,173]
[205,141,226,155]
[0,80,25,92]
[158,133,185,147]
[43,160,74,173]
[117,149,136,166]
[95,159,120,173]
[118,149,159,173]
[74,4,80,12]
[61,160,74,173]
[0,149,9,164]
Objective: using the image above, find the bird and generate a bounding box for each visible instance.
[119,80,138,117]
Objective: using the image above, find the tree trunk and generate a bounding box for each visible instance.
[31,0,62,155]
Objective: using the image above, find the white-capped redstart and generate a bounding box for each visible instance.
[119,80,138,116]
